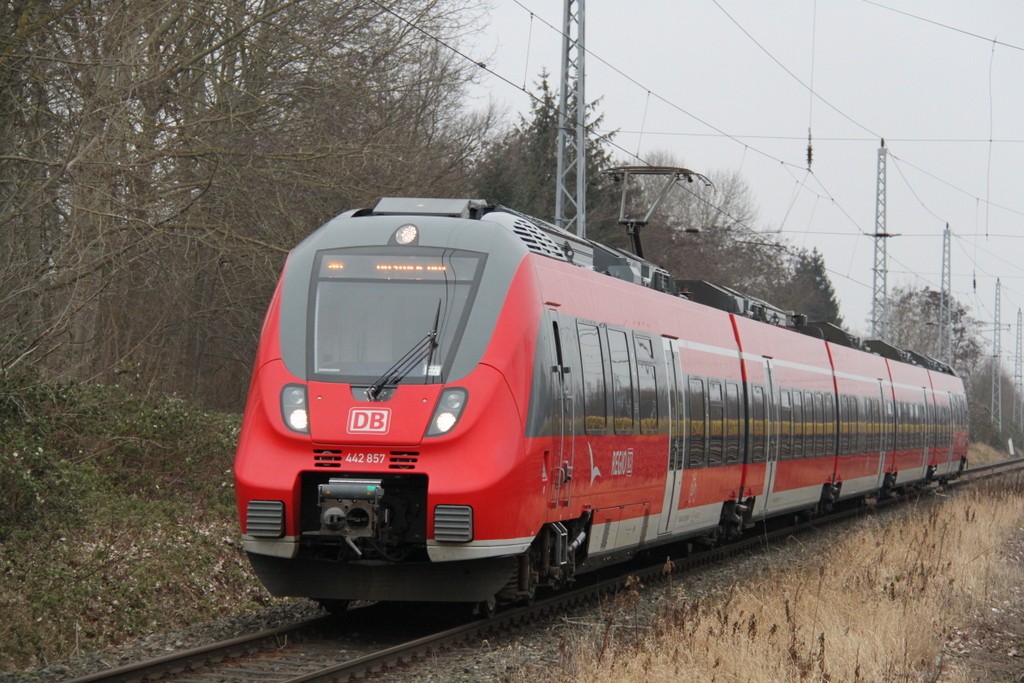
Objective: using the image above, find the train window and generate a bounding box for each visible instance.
[825,394,835,455]
[635,336,655,363]
[806,392,817,457]
[917,403,925,450]
[943,405,951,447]
[578,323,607,434]
[708,381,725,466]
[779,390,793,460]
[688,379,707,468]
[869,398,880,452]
[813,392,825,457]
[638,363,658,433]
[851,395,860,454]
[931,403,938,448]
[885,400,895,451]
[634,336,658,433]
[921,403,927,449]
[909,402,916,450]
[751,386,766,463]
[897,400,904,451]
[608,330,635,434]
[851,396,862,454]
[792,390,804,458]
[899,402,909,450]
[725,383,742,464]
[838,395,850,455]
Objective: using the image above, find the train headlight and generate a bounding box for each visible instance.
[393,224,419,245]
[426,388,468,436]
[281,384,310,434]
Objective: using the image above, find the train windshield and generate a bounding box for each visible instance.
[309,247,485,384]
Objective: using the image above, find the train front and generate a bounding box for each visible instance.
[234,199,543,605]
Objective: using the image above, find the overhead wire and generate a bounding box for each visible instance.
[860,0,1024,52]
[709,0,880,140]
[506,0,1024,249]
[508,0,806,172]
[372,0,1021,326]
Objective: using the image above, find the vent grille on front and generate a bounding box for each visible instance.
[389,450,418,470]
[511,220,568,261]
[314,450,343,468]
[433,505,473,543]
[246,500,284,538]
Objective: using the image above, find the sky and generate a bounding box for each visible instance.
[462,0,1024,365]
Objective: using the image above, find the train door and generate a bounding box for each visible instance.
[872,379,887,487]
[877,380,895,489]
[751,359,780,516]
[549,316,577,511]
[941,391,955,470]
[920,387,931,473]
[658,337,684,534]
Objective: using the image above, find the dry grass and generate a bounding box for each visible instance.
[967,442,1013,467]
[555,478,1024,683]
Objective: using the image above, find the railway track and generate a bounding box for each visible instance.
[69,458,1024,683]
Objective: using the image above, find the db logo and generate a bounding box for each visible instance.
[347,408,391,434]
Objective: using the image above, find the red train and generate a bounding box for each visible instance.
[234,198,969,611]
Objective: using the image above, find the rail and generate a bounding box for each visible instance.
[71,457,1024,683]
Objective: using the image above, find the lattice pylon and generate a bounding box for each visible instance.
[555,0,586,238]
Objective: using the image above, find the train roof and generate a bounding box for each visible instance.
[353,198,956,378]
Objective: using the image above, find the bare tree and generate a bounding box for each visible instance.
[1,0,492,407]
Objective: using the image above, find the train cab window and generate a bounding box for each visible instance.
[310,248,483,384]
[779,390,793,460]
[578,323,607,434]
[792,390,804,458]
[607,330,635,434]
[725,382,742,464]
[708,381,725,466]
[688,379,707,468]
[635,336,658,434]
[751,386,766,463]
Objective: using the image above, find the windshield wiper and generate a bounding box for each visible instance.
[365,300,443,402]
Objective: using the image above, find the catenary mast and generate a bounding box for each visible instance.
[555,0,586,238]
[938,224,952,366]
[1015,309,1023,432]
[993,279,1002,432]
[871,140,890,342]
